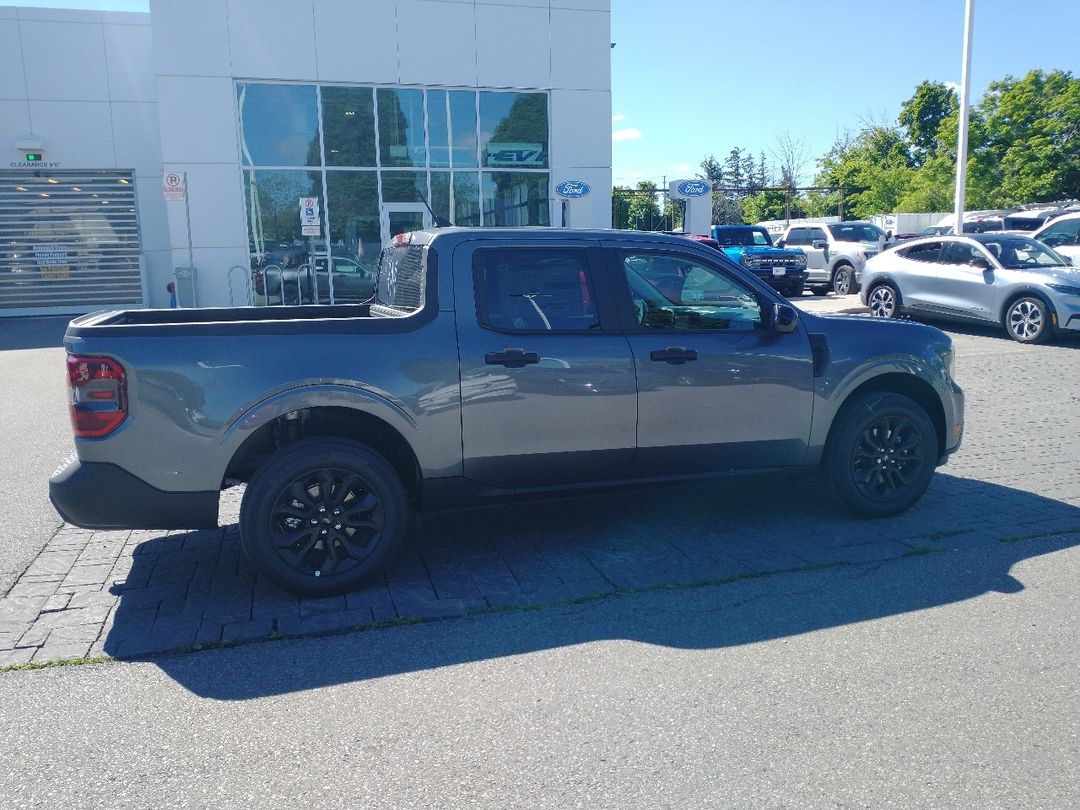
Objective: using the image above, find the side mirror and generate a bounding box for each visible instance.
[775,239,785,247]
[772,302,799,333]
[811,239,828,250]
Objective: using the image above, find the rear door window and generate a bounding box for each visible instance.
[473,247,599,332]
[901,242,942,263]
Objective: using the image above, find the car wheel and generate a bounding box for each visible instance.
[1003,296,1051,344]
[239,438,408,596]
[832,264,854,296]
[867,283,901,319]
[823,392,938,518]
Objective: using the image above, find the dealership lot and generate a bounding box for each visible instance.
[1,296,1078,664]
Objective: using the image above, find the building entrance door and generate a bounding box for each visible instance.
[380,203,431,245]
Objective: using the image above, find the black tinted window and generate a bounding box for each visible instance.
[940,241,986,265]
[786,228,808,246]
[473,248,599,332]
[807,228,828,243]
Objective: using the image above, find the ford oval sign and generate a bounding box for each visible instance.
[677,180,711,197]
[555,180,591,199]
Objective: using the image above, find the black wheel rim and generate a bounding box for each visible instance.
[850,415,925,503]
[269,467,384,580]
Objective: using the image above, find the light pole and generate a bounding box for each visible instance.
[953,0,975,234]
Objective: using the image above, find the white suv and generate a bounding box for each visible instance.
[777,221,886,295]
[1033,212,1080,264]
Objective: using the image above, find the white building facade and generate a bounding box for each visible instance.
[0,0,612,314]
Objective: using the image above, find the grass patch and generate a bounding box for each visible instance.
[904,546,943,557]
[1002,526,1080,545]
[928,528,974,541]
[1,655,113,673]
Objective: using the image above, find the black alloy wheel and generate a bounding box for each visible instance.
[832,264,854,296]
[823,392,938,517]
[240,439,407,596]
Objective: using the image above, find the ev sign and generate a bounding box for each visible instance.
[163,171,186,202]
[299,196,321,236]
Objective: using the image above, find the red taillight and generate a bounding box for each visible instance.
[67,355,127,438]
[393,231,412,245]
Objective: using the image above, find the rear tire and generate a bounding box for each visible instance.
[239,438,408,596]
[823,392,938,517]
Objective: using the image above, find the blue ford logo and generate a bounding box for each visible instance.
[677,180,711,197]
[556,180,591,199]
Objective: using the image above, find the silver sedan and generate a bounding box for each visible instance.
[860,234,1080,343]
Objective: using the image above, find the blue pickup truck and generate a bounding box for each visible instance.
[712,225,809,298]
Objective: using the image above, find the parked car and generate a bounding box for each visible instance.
[253,255,375,305]
[50,228,964,596]
[776,221,886,296]
[861,234,1080,343]
[710,225,809,298]
[1033,212,1080,264]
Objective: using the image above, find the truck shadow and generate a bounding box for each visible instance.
[101,473,1080,698]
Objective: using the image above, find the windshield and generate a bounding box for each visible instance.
[715,228,772,247]
[828,223,883,242]
[979,236,1071,270]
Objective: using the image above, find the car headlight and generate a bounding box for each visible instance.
[794,254,807,267]
[1047,283,1080,297]
[743,255,761,269]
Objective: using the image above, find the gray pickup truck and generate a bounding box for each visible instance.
[50,228,964,596]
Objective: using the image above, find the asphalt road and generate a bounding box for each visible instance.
[0,317,70,593]
[1,539,1077,808]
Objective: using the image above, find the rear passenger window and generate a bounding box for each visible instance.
[901,242,942,263]
[473,248,599,332]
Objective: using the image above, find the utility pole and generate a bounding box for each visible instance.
[953,0,975,235]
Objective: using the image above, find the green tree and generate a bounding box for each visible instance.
[971,69,1080,204]
[898,81,958,166]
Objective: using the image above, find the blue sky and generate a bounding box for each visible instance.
[6,0,1079,187]
[612,0,1080,186]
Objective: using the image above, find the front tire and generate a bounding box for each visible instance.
[1004,296,1051,344]
[867,282,901,319]
[832,264,855,296]
[239,438,408,596]
[823,392,938,517]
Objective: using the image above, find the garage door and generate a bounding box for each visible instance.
[0,170,143,315]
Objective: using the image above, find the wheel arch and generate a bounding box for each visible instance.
[224,406,423,503]
[998,286,1058,327]
[826,372,946,461]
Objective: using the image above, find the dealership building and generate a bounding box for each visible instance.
[0,0,612,314]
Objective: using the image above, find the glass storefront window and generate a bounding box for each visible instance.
[428,91,450,169]
[377,88,426,168]
[236,83,550,304]
[482,173,549,227]
[322,86,376,167]
[381,171,427,203]
[450,90,478,168]
[243,170,326,303]
[431,172,451,223]
[238,84,320,167]
[479,92,548,170]
[454,172,481,226]
[325,170,379,304]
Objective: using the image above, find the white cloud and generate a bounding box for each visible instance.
[945,81,960,92]
[612,113,625,122]
[612,128,642,142]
